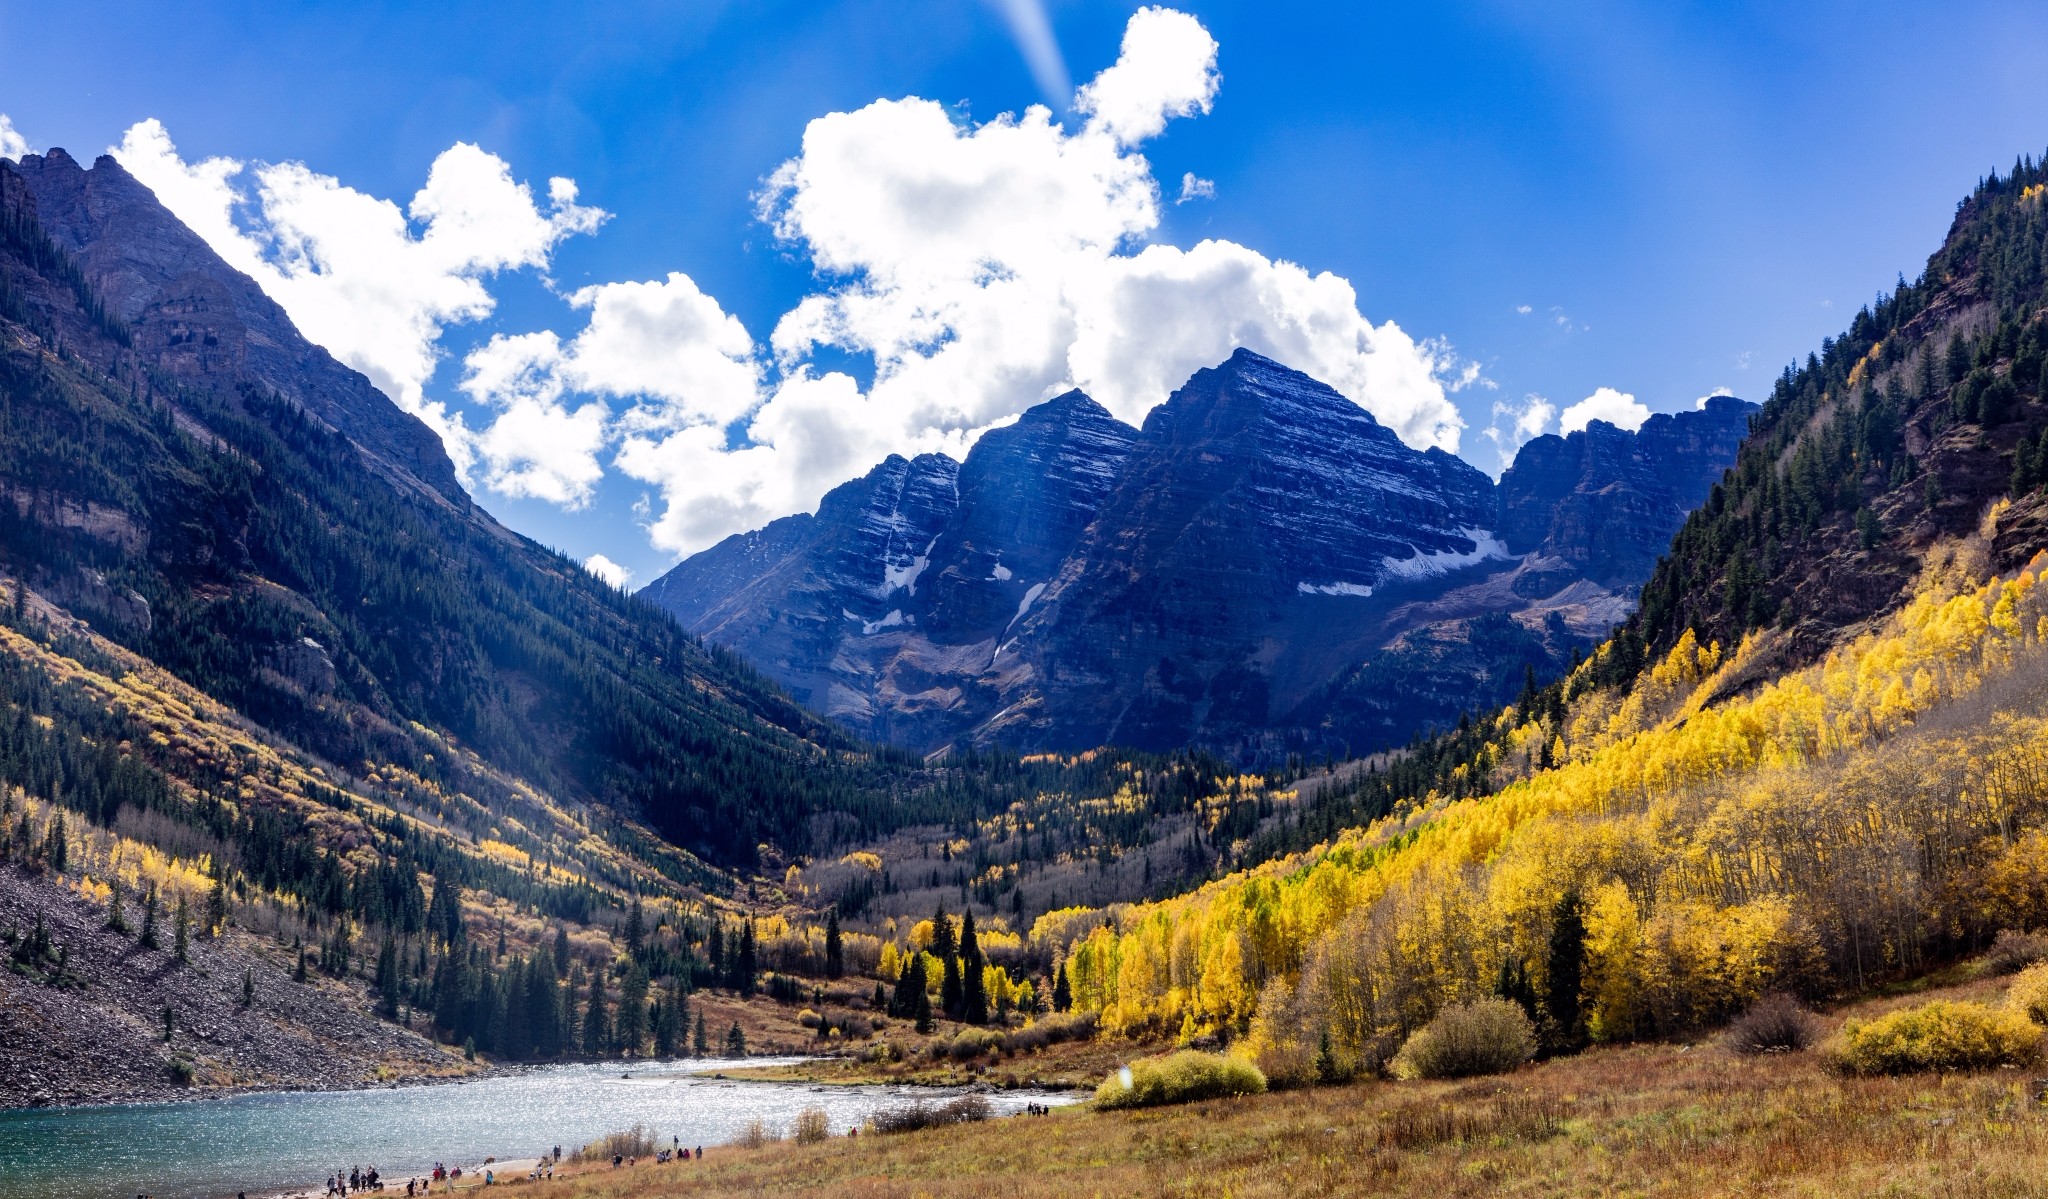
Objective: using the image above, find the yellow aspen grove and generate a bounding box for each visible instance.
[1039,555,2048,1075]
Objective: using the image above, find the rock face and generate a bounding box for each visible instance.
[1499,396,1756,588]
[7,149,463,504]
[644,352,1758,761]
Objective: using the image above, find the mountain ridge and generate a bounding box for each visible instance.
[643,348,1755,760]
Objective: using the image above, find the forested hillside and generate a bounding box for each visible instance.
[1632,157,2048,665]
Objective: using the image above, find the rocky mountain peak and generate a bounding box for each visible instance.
[7,148,464,503]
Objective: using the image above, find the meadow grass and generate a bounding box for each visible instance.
[518,973,2048,1198]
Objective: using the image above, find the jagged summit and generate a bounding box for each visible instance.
[8,148,464,503]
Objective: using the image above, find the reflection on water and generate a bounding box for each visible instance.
[0,1059,1078,1198]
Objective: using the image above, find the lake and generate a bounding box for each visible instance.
[0,1059,1080,1198]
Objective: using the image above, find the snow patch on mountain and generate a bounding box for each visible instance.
[1379,528,1509,582]
[1297,581,1374,597]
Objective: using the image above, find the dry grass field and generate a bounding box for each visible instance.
[515,967,2048,1199]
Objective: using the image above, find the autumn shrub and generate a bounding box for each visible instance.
[1986,929,2048,976]
[1391,999,1537,1080]
[870,1094,991,1134]
[1725,993,1821,1055]
[572,1125,659,1162]
[1093,1051,1266,1110]
[2005,964,2048,1026]
[945,1028,1004,1060]
[792,1107,831,1145]
[732,1118,781,1149]
[1823,1000,2042,1075]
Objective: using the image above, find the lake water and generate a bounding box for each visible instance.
[0,1059,1080,1198]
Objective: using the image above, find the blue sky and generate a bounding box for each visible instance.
[4,1,2048,586]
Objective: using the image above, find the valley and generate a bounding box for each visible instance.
[6,16,2048,1196]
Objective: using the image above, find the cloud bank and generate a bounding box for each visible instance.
[112,7,1474,559]
[0,115,31,161]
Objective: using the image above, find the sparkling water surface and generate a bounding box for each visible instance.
[0,1058,1079,1198]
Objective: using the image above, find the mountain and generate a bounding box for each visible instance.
[1627,157,2048,674]
[0,147,907,874]
[644,349,1756,759]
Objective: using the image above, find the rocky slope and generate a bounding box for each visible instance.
[0,865,462,1107]
[645,350,1756,759]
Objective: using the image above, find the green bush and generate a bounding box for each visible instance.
[1094,1051,1266,1110]
[1391,998,1537,1080]
[2005,964,2048,1026]
[1824,1000,2041,1075]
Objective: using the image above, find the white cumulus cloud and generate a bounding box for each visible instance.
[1482,394,1557,471]
[0,115,31,160]
[588,6,1459,556]
[1696,385,1735,408]
[105,8,1472,563]
[584,553,633,588]
[1559,386,1650,434]
[1176,172,1215,203]
[111,119,605,474]
[1074,6,1220,146]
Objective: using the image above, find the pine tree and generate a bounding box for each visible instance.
[724,1020,747,1057]
[824,909,844,979]
[553,925,571,976]
[616,962,649,1055]
[1544,890,1587,1053]
[205,869,229,937]
[1052,959,1072,1013]
[960,909,988,1025]
[294,947,309,983]
[892,951,927,1018]
[106,884,127,933]
[376,937,401,1017]
[582,965,611,1056]
[173,893,191,963]
[624,894,645,957]
[693,1011,709,1057]
[242,967,255,1008]
[913,984,934,1034]
[139,888,160,950]
[735,921,757,997]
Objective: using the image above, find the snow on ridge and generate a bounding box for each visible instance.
[878,535,941,597]
[1003,581,1049,636]
[1378,527,1510,582]
[861,609,909,635]
[1297,581,1374,598]
[990,562,1013,581]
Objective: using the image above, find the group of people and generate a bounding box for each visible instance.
[1020,1102,1056,1116]
[326,1165,383,1194]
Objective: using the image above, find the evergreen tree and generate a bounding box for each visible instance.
[242,967,255,1008]
[1544,890,1587,1053]
[1051,959,1072,1013]
[724,1020,747,1057]
[692,1010,709,1057]
[892,950,927,1018]
[526,949,562,1058]
[734,920,757,997]
[294,946,309,983]
[205,867,228,937]
[616,961,650,1055]
[43,813,66,873]
[553,925,571,976]
[139,884,159,950]
[376,937,401,1017]
[913,984,934,1034]
[173,893,190,963]
[106,884,127,933]
[959,909,988,1025]
[824,909,844,979]
[624,894,645,957]
[582,965,611,1056]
